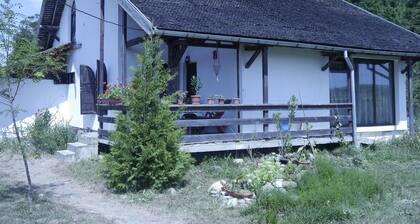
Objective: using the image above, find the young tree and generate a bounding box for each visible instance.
[103,37,192,192]
[0,0,64,199]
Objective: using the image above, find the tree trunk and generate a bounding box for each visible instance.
[11,109,33,201]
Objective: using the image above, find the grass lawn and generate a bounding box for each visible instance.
[0,178,112,224]
[63,135,420,224]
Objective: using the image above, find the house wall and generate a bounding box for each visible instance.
[240,46,331,133]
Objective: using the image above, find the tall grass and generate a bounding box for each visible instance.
[245,158,382,224]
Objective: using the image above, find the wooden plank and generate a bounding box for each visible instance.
[170,103,353,112]
[126,36,144,48]
[176,116,352,127]
[99,0,105,95]
[97,103,352,112]
[182,128,353,143]
[408,61,415,136]
[245,49,261,69]
[98,116,116,124]
[262,46,268,132]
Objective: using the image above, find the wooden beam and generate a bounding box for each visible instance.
[99,0,105,95]
[322,55,339,71]
[245,49,261,69]
[408,61,415,136]
[126,36,144,48]
[262,46,269,132]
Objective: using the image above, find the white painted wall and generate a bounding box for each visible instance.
[0,0,409,138]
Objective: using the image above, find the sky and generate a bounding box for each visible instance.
[15,0,42,17]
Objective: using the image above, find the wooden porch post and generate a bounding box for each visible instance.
[407,61,415,136]
[262,46,269,132]
[99,0,105,94]
[166,40,187,94]
[350,68,358,145]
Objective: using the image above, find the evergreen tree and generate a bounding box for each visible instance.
[102,37,192,192]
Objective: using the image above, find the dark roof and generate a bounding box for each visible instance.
[38,0,66,50]
[129,0,420,54]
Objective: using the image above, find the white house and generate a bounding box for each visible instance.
[2,0,420,152]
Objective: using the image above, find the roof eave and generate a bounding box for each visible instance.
[154,29,420,58]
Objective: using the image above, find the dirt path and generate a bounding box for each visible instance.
[0,154,187,224]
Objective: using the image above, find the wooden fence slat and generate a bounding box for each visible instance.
[176,116,352,127]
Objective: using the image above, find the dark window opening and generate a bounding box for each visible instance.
[71,1,76,43]
[186,61,197,97]
[355,60,395,126]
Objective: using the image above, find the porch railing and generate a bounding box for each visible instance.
[97,103,354,144]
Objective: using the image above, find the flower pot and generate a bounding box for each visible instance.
[97,98,123,105]
[218,97,225,105]
[232,97,240,104]
[191,95,201,104]
[207,98,215,104]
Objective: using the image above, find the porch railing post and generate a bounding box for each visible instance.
[344,51,358,146]
[262,46,269,132]
[408,61,415,136]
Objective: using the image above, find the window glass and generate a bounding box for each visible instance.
[356,61,394,126]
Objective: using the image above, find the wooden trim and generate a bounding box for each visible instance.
[176,116,352,127]
[408,61,415,135]
[245,49,261,69]
[183,128,353,143]
[126,36,144,48]
[97,103,353,112]
[262,46,269,132]
[99,0,105,95]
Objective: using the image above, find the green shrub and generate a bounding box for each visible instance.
[245,157,382,224]
[102,37,192,192]
[28,110,76,154]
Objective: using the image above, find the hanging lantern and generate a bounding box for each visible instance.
[213,44,221,82]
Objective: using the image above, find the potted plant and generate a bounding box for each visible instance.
[190,76,203,104]
[175,91,187,105]
[218,95,225,104]
[97,83,126,105]
[207,95,215,104]
[233,97,240,104]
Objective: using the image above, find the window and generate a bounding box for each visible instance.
[70,1,76,43]
[355,60,395,126]
[329,57,350,126]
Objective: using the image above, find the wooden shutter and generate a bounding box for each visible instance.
[80,65,97,114]
[96,60,108,94]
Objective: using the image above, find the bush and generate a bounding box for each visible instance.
[102,37,192,192]
[245,157,382,224]
[365,134,420,162]
[28,110,76,154]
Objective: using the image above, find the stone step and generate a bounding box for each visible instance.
[78,132,99,146]
[56,150,76,162]
[67,142,98,160]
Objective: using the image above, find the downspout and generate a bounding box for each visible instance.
[344,50,359,146]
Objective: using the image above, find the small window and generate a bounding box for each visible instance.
[329,57,351,127]
[70,1,76,43]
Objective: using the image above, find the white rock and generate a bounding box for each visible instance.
[167,188,177,196]
[233,159,244,164]
[208,180,226,195]
[273,179,284,188]
[226,198,238,208]
[261,183,275,192]
[282,181,297,189]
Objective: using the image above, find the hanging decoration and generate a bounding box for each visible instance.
[213,43,221,82]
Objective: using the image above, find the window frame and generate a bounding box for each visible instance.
[355,59,396,127]
[328,58,351,127]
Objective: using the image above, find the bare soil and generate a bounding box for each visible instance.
[0,154,192,224]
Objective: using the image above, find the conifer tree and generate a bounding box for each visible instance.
[103,37,192,192]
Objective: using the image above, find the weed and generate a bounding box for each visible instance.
[245,157,382,224]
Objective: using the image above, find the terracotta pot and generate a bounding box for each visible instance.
[191,95,201,104]
[207,98,215,104]
[218,97,225,104]
[97,98,123,105]
[232,97,240,104]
